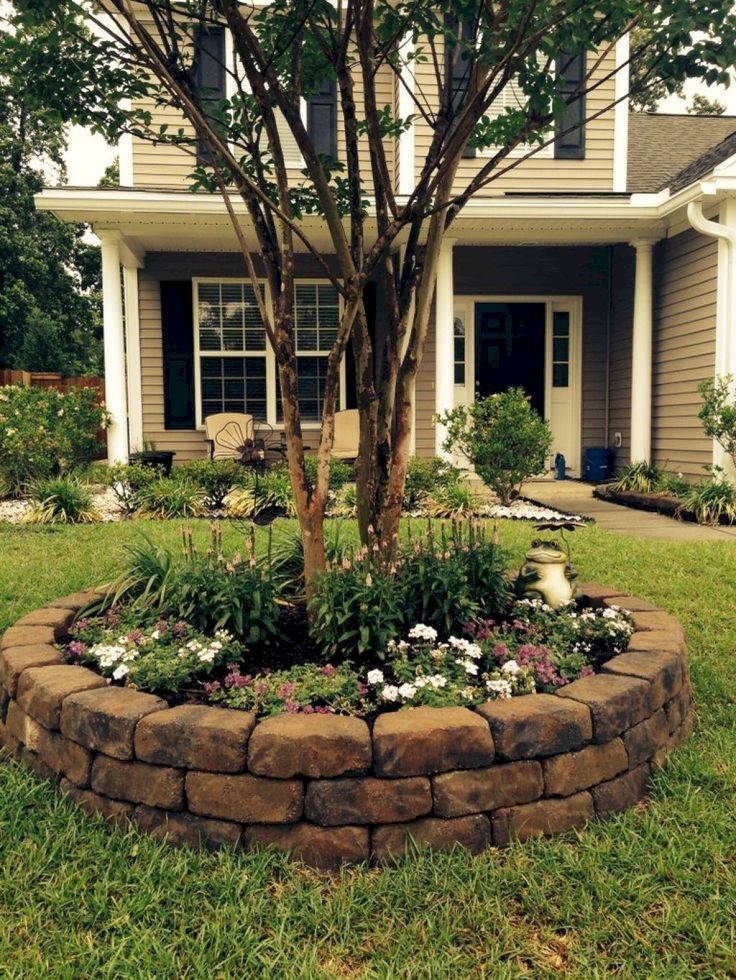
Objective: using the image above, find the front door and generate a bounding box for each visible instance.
[474,302,546,413]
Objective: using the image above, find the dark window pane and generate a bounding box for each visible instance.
[454,363,465,385]
[553,312,570,337]
[553,363,569,388]
[553,337,569,362]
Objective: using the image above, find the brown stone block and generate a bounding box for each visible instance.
[603,596,661,613]
[0,684,8,722]
[664,687,692,735]
[476,694,592,760]
[1,625,58,650]
[372,814,491,861]
[557,674,652,742]
[629,611,685,641]
[248,714,371,778]
[667,712,695,751]
[492,791,594,845]
[91,755,184,810]
[603,650,683,710]
[21,746,58,782]
[543,740,628,797]
[62,687,167,759]
[0,645,65,697]
[16,665,106,730]
[623,710,668,769]
[135,704,255,772]
[373,706,494,777]
[186,771,303,823]
[36,728,91,787]
[15,607,75,634]
[305,776,432,826]
[433,761,543,818]
[576,584,626,607]
[244,823,369,870]
[47,591,98,611]
[626,630,687,658]
[6,700,44,751]
[133,805,241,850]
[592,763,650,815]
[59,777,133,828]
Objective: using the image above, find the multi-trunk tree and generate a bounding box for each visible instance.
[6,0,735,583]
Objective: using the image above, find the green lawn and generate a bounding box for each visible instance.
[1,519,735,978]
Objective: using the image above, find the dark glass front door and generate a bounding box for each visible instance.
[474,302,546,414]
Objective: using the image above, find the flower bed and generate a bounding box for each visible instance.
[0,586,693,869]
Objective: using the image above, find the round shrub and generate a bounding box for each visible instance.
[21,476,100,524]
[174,459,248,509]
[134,478,206,519]
[403,456,461,510]
[438,388,553,504]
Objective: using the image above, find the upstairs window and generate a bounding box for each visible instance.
[447,17,477,159]
[554,51,586,159]
[307,79,338,159]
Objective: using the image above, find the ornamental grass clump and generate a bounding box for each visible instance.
[134,477,206,519]
[22,476,100,524]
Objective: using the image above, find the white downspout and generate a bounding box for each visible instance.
[687,198,736,474]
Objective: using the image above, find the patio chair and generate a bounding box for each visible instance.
[331,408,360,461]
[204,412,256,461]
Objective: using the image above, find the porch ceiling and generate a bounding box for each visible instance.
[38,186,680,255]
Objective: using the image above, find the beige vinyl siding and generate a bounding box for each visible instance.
[607,244,634,469]
[413,44,617,195]
[414,245,611,458]
[137,253,331,459]
[132,41,395,191]
[651,229,717,479]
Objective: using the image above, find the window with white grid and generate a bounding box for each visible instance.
[197,281,268,421]
[277,283,340,423]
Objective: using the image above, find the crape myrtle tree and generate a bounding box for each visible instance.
[6,1,735,585]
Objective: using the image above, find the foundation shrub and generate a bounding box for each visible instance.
[134,478,206,519]
[403,456,461,510]
[173,459,248,509]
[22,476,100,524]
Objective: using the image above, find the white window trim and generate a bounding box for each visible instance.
[477,55,555,160]
[192,276,346,431]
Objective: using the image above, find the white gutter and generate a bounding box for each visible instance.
[687,197,736,475]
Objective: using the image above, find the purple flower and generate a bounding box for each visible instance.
[203,680,222,695]
[492,642,510,662]
[172,620,188,637]
[322,664,337,677]
[278,681,297,698]
[154,619,169,635]
[284,699,300,714]
[302,705,315,715]
[579,666,595,678]
[126,629,144,645]
[70,618,90,636]
[67,640,87,661]
[254,681,268,696]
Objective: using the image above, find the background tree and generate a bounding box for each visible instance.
[0,24,103,377]
[6,0,735,583]
[688,94,727,116]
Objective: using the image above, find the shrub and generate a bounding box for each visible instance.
[0,384,109,493]
[426,481,480,518]
[134,478,206,519]
[612,461,663,494]
[224,486,257,518]
[658,472,690,498]
[329,483,357,518]
[252,465,296,516]
[309,549,406,661]
[698,375,736,470]
[103,462,162,514]
[438,389,552,504]
[399,522,508,635]
[403,456,460,510]
[174,459,248,509]
[21,477,100,524]
[304,455,353,493]
[679,476,736,525]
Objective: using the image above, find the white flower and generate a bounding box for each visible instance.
[486,678,513,699]
[408,624,437,642]
[602,608,618,620]
[215,629,232,642]
[448,636,482,659]
[501,660,521,677]
[456,658,479,676]
[381,684,400,702]
[150,629,161,640]
[198,649,216,664]
[210,641,222,652]
[367,668,384,686]
[112,664,129,680]
[93,644,126,668]
[397,683,417,700]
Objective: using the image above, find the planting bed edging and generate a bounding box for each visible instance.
[0,585,693,870]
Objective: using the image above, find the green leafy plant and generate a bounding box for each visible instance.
[174,459,248,509]
[0,384,109,493]
[403,456,461,510]
[103,461,162,514]
[438,389,552,505]
[612,461,664,494]
[303,456,353,493]
[21,476,100,524]
[426,481,480,518]
[658,472,690,498]
[679,475,736,525]
[698,375,736,470]
[134,478,206,519]
[329,483,357,518]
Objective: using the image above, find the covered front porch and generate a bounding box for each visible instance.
[37,186,702,474]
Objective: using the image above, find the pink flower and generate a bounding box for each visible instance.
[67,640,87,661]
[202,680,221,695]
[254,681,268,696]
[302,705,315,714]
[322,664,337,677]
[126,629,144,645]
[279,681,297,698]
[492,642,510,662]
[172,620,188,636]
[284,699,300,714]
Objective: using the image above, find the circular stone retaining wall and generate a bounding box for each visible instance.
[0,584,693,870]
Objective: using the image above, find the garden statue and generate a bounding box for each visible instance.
[515,521,585,608]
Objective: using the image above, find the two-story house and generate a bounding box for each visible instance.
[37,28,736,480]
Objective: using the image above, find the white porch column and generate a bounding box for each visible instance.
[435,239,455,456]
[629,240,655,463]
[123,265,143,453]
[98,230,129,463]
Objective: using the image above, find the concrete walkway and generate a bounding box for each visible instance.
[521,480,736,542]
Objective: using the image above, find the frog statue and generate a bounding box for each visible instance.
[515,538,578,609]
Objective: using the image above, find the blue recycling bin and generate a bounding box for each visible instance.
[584,447,613,483]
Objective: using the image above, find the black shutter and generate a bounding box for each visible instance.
[307,78,337,158]
[555,51,586,159]
[449,18,476,159]
[160,281,195,429]
[193,26,227,164]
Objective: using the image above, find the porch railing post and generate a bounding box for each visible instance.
[630,239,655,464]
